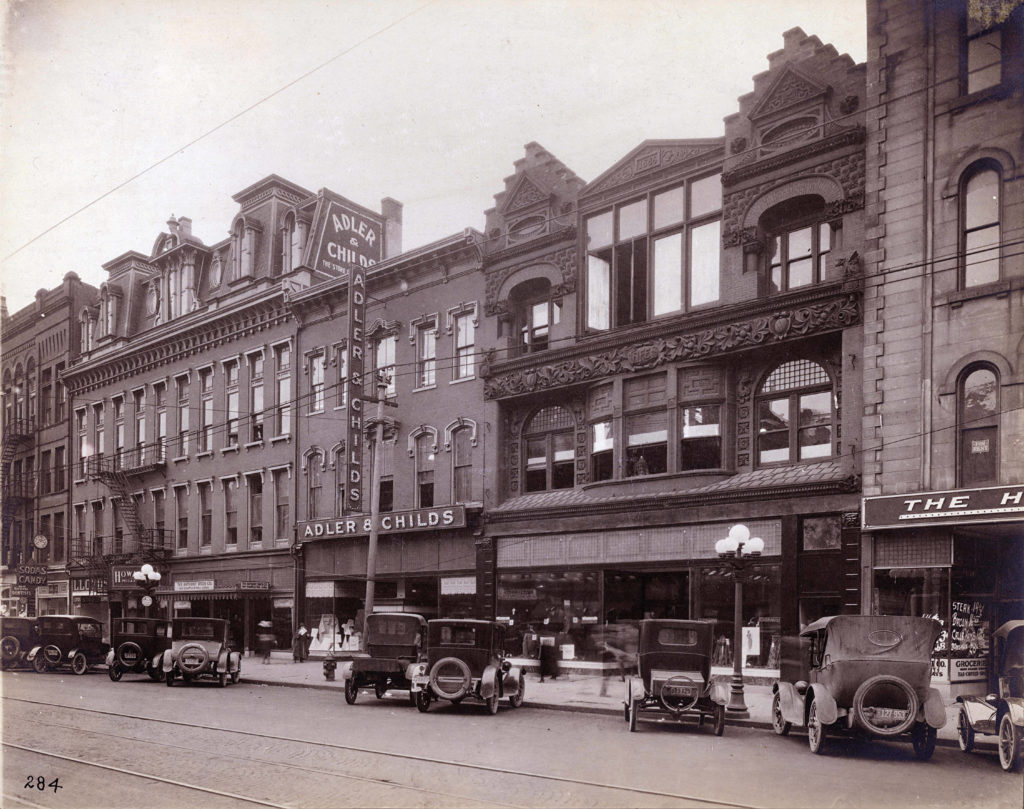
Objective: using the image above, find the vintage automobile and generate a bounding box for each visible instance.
[771,615,946,759]
[25,615,109,675]
[106,617,172,682]
[344,612,427,705]
[162,617,241,687]
[624,619,727,734]
[1,616,39,669]
[413,619,525,714]
[955,620,1024,772]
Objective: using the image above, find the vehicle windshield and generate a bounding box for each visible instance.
[656,627,698,647]
[77,622,102,639]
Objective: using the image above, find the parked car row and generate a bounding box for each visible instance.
[4,611,1022,772]
[1,615,241,688]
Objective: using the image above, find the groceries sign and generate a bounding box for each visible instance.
[863,484,1024,529]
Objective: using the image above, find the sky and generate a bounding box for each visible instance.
[0,0,866,315]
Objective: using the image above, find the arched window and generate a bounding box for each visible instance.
[509,278,559,355]
[757,360,834,465]
[959,365,999,486]
[523,405,575,492]
[961,163,1000,288]
[415,434,435,508]
[452,427,474,503]
[759,195,832,294]
[306,450,324,519]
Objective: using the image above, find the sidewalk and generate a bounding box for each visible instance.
[242,653,974,747]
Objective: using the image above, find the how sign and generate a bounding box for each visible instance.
[863,484,1024,529]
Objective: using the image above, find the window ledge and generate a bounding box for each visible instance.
[73,478,86,485]
[413,384,437,393]
[942,278,1013,308]
[274,538,290,547]
[221,445,240,455]
[175,548,188,557]
[947,81,1017,115]
[225,544,238,553]
[172,456,188,464]
[200,546,212,554]
[196,451,213,460]
[245,440,264,450]
[449,375,476,386]
[271,434,291,445]
[249,543,263,551]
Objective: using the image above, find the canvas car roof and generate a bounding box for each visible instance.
[994,620,1024,640]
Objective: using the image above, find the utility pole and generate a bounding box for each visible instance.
[362,369,390,642]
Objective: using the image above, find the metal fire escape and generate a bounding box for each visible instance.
[69,442,171,578]
[1,417,36,569]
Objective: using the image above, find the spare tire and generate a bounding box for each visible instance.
[659,674,699,714]
[117,641,144,669]
[176,643,209,674]
[852,674,919,736]
[428,657,472,701]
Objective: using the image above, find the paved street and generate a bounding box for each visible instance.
[2,667,1021,809]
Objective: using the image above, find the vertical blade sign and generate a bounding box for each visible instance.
[346,269,366,512]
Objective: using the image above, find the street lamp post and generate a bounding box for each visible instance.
[714,524,764,718]
[132,563,162,618]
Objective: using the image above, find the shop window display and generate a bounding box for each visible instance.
[697,563,781,669]
[497,571,601,660]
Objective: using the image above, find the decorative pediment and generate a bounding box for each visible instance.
[748,66,828,121]
[582,139,724,201]
[502,176,548,214]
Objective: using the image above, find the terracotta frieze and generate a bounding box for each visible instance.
[483,293,860,399]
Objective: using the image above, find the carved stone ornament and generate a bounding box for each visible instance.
[731,137,748,155]
[484,294,861,399]
[839,95,860,115]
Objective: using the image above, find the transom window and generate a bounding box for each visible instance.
[961,164,1001,288]
[959,365,999,486]
[586,173,721,330]
[757,360,834,465]
[523,406,575,492]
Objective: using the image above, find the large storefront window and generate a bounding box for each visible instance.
[697,563,781,669]
[497,571,601,660]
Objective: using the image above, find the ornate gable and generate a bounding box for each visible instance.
[581,139,724,203]
[501,175,548,214]
[748,65,828,121]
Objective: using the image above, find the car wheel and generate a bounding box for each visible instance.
[772,692,791,736]
[375,680,388,699]
[231,668,240,685]
[344,676,359,705]
[911,723,937,761]
[218,671,227,688]
[808,699,827,755]
[409,691,418,707]
[165,670,175,687]
[628,697,641,732]
[852,674,919,736]
[416,688,431,713]
[487,692,500,715]
[1,635,21,664]
[108,663,123,682]
[71,652,88,675]
[956,706,975,753]
[713,703,726,737]
[998,714,1023,773]
[32,654,49,674]
[148,666,165,683]
[508,673,525,708]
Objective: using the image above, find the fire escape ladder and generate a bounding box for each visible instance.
[2,417,37,568]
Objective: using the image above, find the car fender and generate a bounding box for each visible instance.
[1002,699,1024,727]
[480,665,499,698]
[922,687,947,729]
[502,664,523,694]
[709,679,729,705]
[627,675,645,701]
[105,649,115,667]
[161,649,174,673]
[26,645,41,661]
[339,661,355,682]
[229,651,241,672]
[956,695,997,727]
[150,652,163,671]
[775,681,807,726]
[217,649,229,671]
[807,683,839,725]
[68,647,82,662]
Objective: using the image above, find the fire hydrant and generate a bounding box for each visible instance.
[323,654,337,681]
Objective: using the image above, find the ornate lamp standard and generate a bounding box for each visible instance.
[132,563,161,618]
[714,524,764,718]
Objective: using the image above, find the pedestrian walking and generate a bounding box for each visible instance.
[292,623,309,662]
[257,621,275,664]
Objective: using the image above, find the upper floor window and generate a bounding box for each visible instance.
[133,389,146,448]
[175,376,190,456]
[964,17,1003,94]
[453,310,476,380]
[415,320,437,389]
[308,352,325,413]
[249,354,264,442]
[307,452,324,519]
[961,163,1001,288]
[415,434,435,508]
[680,404,722,471]
[959,365,999,486]
[585,173,721,330]
[374,334,397,398]
[224,478,238,546]
[760,196,832,294]
[625,373,668,476]
[199,369,214,452]
[274,344,291,436]
[452,427,473,503]
[757,360,834,465]
[523,405,575,492]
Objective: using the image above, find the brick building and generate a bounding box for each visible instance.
[861,0,1024,695]
[2,273,98,617]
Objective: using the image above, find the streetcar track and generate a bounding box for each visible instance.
[3,695,761,808]
[3,713,523,809]
[3,741,293,809]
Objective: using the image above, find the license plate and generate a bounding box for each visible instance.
[184,655,202,666]
[664,685,694,697]
[872,708,908,721]
[123,651,137,660]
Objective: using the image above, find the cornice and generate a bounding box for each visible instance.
[64,290,292,395]
[722,126,866,187]
[482,282,861,399]
[487,474,862,524]
[482,226,576,267]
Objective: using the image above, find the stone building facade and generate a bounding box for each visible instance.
[861,0,1024,695]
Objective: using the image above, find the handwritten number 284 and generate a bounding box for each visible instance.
[25,776,62,793]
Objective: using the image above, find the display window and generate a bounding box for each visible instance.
[497,571,601,660]
[697,563,781,669]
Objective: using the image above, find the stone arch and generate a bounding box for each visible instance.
[443,417,479,451]
[938,350,1015,396]
[495,262,562,304]
[943,147,1017,197]
[407,424,439,457]
[742,175,844,230]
